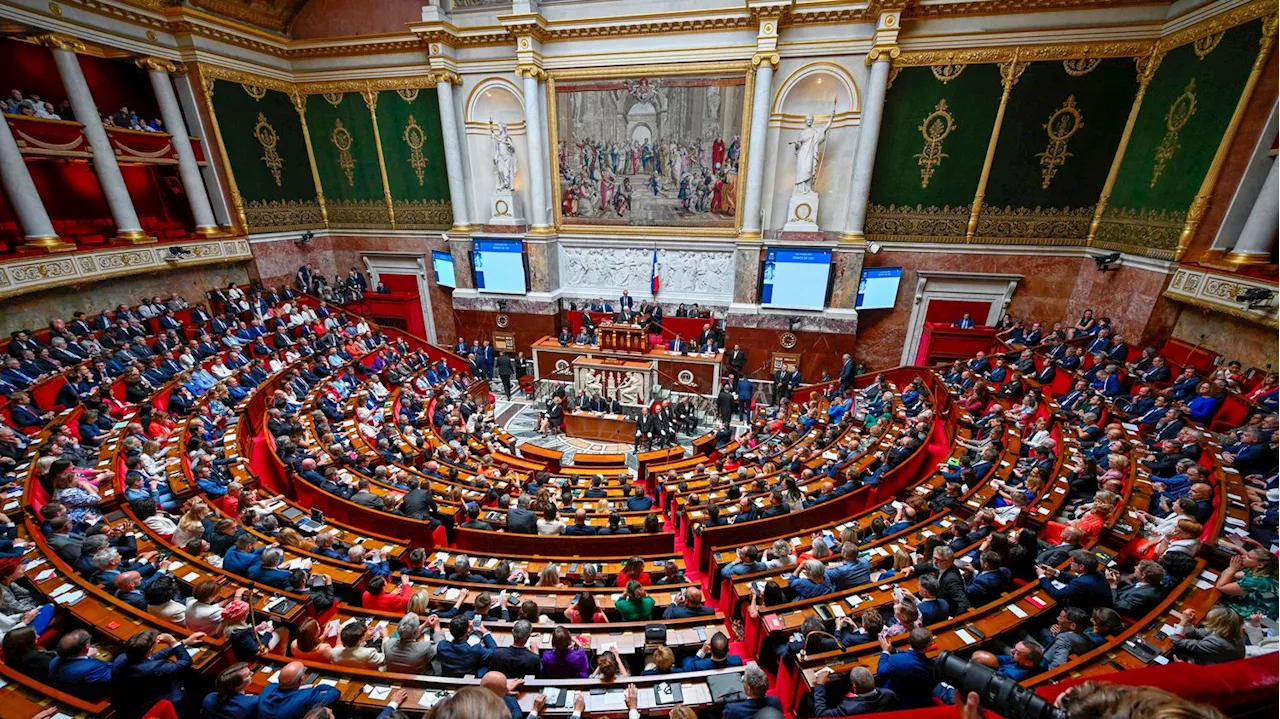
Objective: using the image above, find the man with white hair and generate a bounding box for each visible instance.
[723,664,781,719]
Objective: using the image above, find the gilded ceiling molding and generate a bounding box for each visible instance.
[894,41,1154,67]
[546,59,751,81]
[135,56,178,74]
[1156,0,1278,53]
[293,77,440,96]
[31,32,86,52]
[900,0,1154,20]
[198,64,295,96]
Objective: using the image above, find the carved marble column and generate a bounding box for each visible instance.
[140,57,219,237]
[434,71,473,231]
[841,52,894,243]
[0,114,70,251]
[1226,156,1278,266]
[739,53,777,240]
[519,67,552,233]
[38,33,151,243]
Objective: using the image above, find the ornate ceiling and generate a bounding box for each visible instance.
[185,0,311,34]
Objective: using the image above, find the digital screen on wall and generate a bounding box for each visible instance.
[472,239,527,294]
[432,250,456,288]
[761,248,832,311]
[856,267,903,310]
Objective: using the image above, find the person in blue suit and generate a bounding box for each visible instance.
[222,534,265,576]
[680,632,743,671]
[826,542,871,590]
[953,312,976,329]
[202,663,259,719]
[47,630,114,699]
[722,665,782,719]
[875,628,937,709]
[1223,429,1271,476]
[962,550,1012,607]
[247,547,293,588]
[258,661,341,719]
[436,615,496,678]
[1036,550,1113,611]
[111,629,205,719]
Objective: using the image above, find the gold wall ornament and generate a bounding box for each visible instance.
[242,84,267,101]
[1151,78,1196,187]
[914,99,955,189]
[886,66,903,90]
[396,88,419,103]
[403,114,428,186]
[253,112,283,186]
[1037,95,1084,189]
[331,119,356,186]
[1062,58,1101,76]
[1192,33,1224,59]
[931,64,965,83]
[322,92,344,107]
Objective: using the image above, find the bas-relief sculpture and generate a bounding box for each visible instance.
[554,74,745,228]
[560,247,734,299]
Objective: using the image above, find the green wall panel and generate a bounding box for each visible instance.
[305,92,390,228]
[374,88,452,229]
[210,80,322,232]
[866,63,1002,241]
[1098,19,1265,256]
[978,58,1138,243]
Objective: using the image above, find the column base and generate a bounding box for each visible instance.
[450,224,479,233]
[114,230,158,244]
[737,229,763,243]
[23,235,76,253]
[1224,250,1273,267]
[194,226,223,238]
[837,231,867,245]
[526,225,557,237]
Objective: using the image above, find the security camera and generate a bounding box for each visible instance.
[867,242,882,255]
[1094,252,1121,273]
[295,230,315,247]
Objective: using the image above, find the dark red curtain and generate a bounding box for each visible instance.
[28,160,114,243]
[77,54,159,122]
[0,38,69,109]
[119,164,194,236]
[924,299,993,326]
[0,182,18,252]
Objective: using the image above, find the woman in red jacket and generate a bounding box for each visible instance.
[361,575,413,613]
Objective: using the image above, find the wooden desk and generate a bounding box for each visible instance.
[563,412,637,443]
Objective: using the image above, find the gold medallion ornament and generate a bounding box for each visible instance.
[931,64,966,83]
[403,115,428,186]
[915,99,955,189]
[322,92,344,107]
[1062,58,1101,76]
[1151,78,1196,187]
[242,84,267,101]
[1036,95,1084,189]
[780,332,798,349]
[496,314,510,328]
[331,119,356,186]
[396,88,420,103]
[254,112,283,186]
[1192,33,1224,59]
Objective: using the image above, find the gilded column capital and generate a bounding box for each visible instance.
[515,65,546,81]
[432,69,463,86]
[135,56,179,74]
[32,32,85,52]
[750,52,780,70]
[866,44,900,66]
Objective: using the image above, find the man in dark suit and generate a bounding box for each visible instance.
[618,290,634,312]
[1036,527,1083,566]
[506,496,537,534]
[1140,356,1172,383]
[634,407,656,450]
[495,352,515,400]
[722,666,782,719]
[1037,550,1113,611]
[726,344,746,378]
[668,334,687,353]
[1109,560,1166,617]
[814,666,898,716]
[839,353,856,391]
[486,620,541,678]
[952,312,975,329]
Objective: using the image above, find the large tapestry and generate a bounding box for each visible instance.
[553,72,746,229]
[208,79,324,234]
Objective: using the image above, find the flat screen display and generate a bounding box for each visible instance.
[856,267,903,310]
[761,248,832,311]
[432,250,456,288]
[472,239,526,295]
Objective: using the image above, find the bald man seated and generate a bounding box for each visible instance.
[257,661,341,719]
[481,670,524,719]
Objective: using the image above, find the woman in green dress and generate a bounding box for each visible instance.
[1216,549,1278,620]
[615,580,656,621]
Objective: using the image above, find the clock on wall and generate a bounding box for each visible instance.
[780,331,798,349]
[496,314,510,328]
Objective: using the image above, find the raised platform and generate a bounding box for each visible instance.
[531,336,724,395]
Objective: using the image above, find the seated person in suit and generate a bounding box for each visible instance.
[723,665,782,719]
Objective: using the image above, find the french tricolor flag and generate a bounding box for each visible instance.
[651,249,660,295]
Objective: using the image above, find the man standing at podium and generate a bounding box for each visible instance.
[619,290,634,312]
[496,352,515,400]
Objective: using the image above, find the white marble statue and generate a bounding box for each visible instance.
[582,369,604,397]
[617,372,644,405]
[489,120,517,192]
[791,111,834,195]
